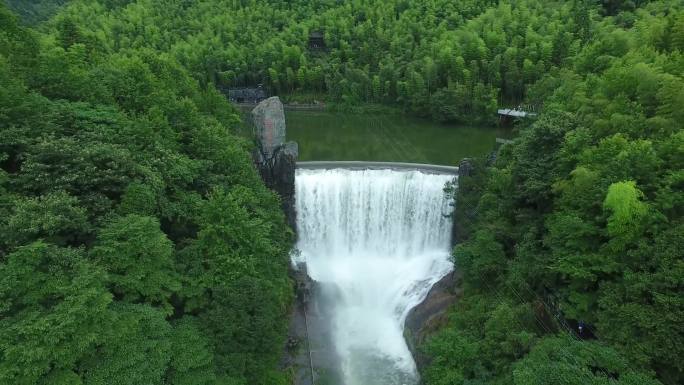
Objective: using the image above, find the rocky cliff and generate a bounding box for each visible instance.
[251,96,298,229]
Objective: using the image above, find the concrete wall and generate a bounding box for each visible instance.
[296,161,458,175]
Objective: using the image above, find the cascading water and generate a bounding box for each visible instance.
[294,168,455,385]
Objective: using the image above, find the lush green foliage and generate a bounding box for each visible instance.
[0,3,293,384]
[34,0,602,124]
[3,0,69,25]
[2,0,682,384]
[424,2,683,385]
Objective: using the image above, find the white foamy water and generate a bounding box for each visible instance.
[294,168,455,385]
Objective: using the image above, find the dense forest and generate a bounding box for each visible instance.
[3,0,69,25]
[0,1,293,384]
[1,0,682,385]
[11,0,678,124]
[10,0,606,124]
[430,2,684,385]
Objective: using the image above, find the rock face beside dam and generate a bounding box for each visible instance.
[403,270,463,372]
[252,96,298,229]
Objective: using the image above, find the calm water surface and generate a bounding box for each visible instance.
[282,111,512,165]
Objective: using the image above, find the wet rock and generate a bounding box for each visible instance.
[404,270,463,374]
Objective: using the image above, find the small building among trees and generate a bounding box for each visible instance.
[308,31,326,50]
[227,86,268,104]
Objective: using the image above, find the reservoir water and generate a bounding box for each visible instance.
[294,168,455,385]
[286,111,510,164]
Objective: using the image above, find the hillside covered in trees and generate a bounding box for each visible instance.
[3,0,69,25]
[1,0,683,385]
[10,1,680,124]
[429,2,684,385]
[1,2,293,384]
[11,0,614,124]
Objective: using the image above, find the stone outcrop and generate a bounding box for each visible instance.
[458,158,473,178]
[404,270,463,375]
[252,96,286,157]
[251,97,298,229]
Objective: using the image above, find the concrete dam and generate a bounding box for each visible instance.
[297,161,458,174]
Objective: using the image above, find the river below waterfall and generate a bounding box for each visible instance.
[293,168,455,385]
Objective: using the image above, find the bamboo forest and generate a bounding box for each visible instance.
[0,1,682,385]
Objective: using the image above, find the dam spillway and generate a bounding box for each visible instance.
[293,168,455,385]
[296,161,459,174]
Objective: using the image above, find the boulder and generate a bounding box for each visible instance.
[251,97,298,229]
[252,96,286,158]
[404,270,463,373]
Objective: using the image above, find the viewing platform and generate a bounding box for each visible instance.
[497,108,537,118]
[497,105,539,126]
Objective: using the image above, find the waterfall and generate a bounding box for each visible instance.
[294,168,455,385]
